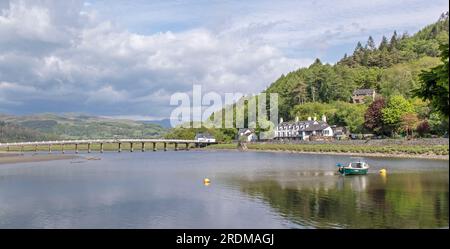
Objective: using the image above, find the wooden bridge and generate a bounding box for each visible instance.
[0,139,217,153]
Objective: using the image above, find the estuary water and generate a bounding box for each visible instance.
[0,151,448,228]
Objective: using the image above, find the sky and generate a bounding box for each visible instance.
[0,0,448,120]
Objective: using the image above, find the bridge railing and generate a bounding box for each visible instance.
[0,139,216,147]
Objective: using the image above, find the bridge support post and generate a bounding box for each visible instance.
[88,143,91,153]
[48,144,52,153]
[61,144,65,154]
[100,143,104,153]
[185,143,189,150]
[75,144,78,154]
[163,142,167,151]
[141,142,145,152]
[118,143,121,153]
[153,143,156,151]
[174,143,178,151]
[7,146,9,152]
[34,145,37,152]
[130,143,133,152]
[20,146,24,153]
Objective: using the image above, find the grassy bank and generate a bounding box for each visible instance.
[205,143,449,159]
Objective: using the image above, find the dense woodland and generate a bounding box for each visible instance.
[166,12,449,141]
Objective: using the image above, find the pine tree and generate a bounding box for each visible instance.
[366,36,376,50]
[355,41,364,53]
[401,32,409,40]
[312,58,322,65]
[379,36,389,50]
[389,31,398,51]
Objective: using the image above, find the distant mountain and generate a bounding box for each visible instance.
[0,120,59,143]
[0,113,168,142]
[140,119,172,128]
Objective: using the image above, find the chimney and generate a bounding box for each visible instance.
[322,115,327,123]
[279,117,283,124]
[295,116,299,122]
[307,116,311,121]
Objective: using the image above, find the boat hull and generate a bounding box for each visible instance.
[338,167,368,175]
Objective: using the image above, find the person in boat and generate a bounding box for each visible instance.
[353,162,363,168]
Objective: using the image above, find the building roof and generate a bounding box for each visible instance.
[278,120,330,132]
[195,132,214,138]
[238,128,255,133]
[353,89,375,95]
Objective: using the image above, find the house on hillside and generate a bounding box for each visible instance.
[238,128,257,142]
[274,115,333,141]
[352,89,376,103]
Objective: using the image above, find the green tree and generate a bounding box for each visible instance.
[428,112,449,135]
[382,95,415,136]
[379,36,389,50]
[366,36,376,50]
[389,31,399,51]
[413,42,449,118]
[331,102,367,133]
[291,102,336,121]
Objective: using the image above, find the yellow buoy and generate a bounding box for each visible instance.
[379,168,387,175]
[203,178,211,185]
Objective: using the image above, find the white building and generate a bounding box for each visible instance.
[238,128,257,142]
[195,133,216,143]
[274,115,334,140]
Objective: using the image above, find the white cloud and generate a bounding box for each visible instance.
[0,0,308,117]
[0,81,37,105]
[0,0,448,118]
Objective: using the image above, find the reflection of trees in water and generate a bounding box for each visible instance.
[229,172,448,228]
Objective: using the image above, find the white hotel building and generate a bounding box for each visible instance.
[274,115,334,141]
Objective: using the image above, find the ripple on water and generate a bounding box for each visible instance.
[0,151,447,228]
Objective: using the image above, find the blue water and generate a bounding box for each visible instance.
[0,151,448,228]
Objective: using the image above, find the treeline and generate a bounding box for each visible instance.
[0,114,168,142]
[165,13,449,142]
[0,121,59,143]
[165,125,237,143]
[339,12,449,68]
[291,95,448,137]
[265,12,448,122]
[275,40,449,137]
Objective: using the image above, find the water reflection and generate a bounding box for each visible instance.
[227,171,449,228]
[0,151,448,228]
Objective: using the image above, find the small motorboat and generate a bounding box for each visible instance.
[336,159,369,175]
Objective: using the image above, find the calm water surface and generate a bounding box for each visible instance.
[0,151,448,228]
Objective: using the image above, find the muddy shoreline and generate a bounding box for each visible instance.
[0,152,78,165]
